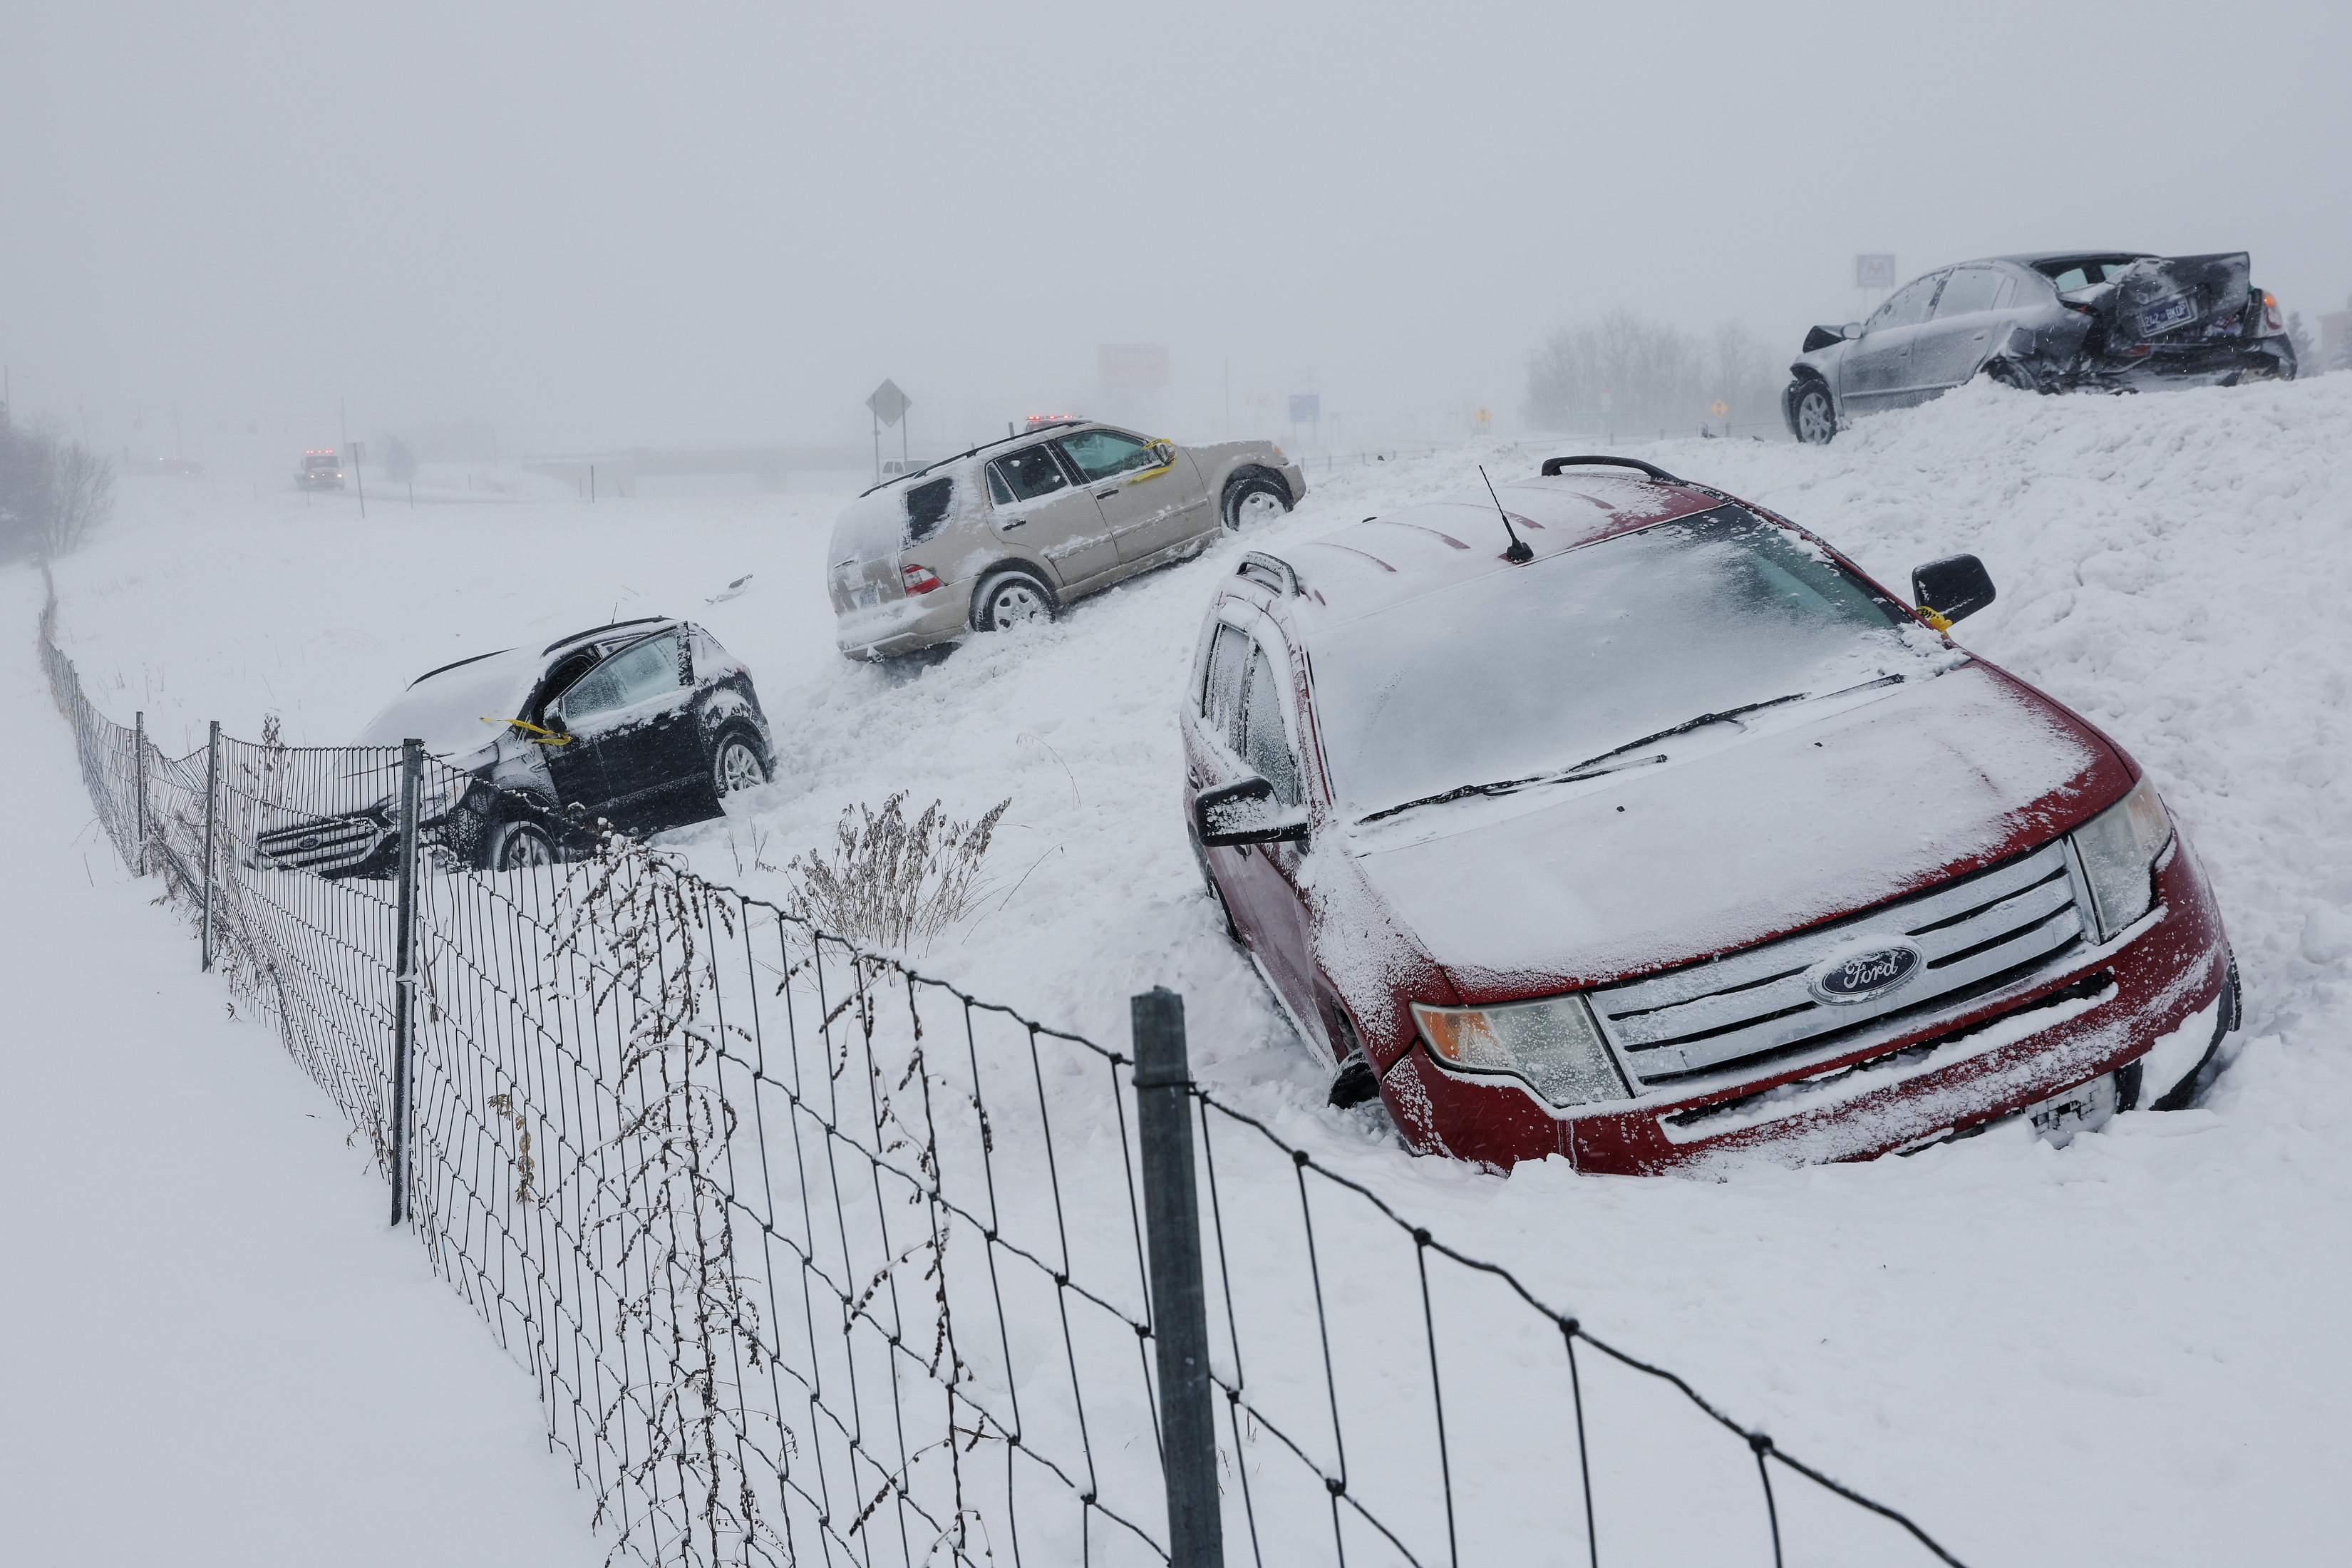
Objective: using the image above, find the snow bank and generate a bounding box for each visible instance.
[41,371,2352,1563]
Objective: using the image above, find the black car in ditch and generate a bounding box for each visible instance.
[257,617,775,877]
[1784,251,2298,443]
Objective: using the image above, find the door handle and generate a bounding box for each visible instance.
[1001,517,1026,530]
[1095,489,1118,500]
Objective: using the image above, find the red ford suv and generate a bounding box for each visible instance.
[1182,456,2235,1174]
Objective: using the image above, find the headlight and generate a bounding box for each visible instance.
[2072,775,2172,940]
[373,781,468,826]
[1412,994,1630,1107]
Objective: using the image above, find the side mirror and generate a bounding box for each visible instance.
[1150,440,1175,466]
[1844,321,1865,339]
[1911,553,1996,628]
[1197,775,1309,847]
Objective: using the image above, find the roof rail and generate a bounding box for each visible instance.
[1539,455,1685,483]
[1238,551,1301,597]
[542,615,670,655]
[855,419,1095,498]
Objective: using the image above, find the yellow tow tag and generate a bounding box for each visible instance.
[1917,606,1954,633]
[484,716,574,746]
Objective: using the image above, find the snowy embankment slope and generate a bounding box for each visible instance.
[1,568,592,1565]
[41,374,2352,1564]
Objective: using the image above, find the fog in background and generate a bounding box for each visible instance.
[4,0,2345,467]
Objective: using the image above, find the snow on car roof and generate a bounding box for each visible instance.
[1269,474,1723,624]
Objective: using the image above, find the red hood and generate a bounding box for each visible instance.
[1342,663,2130,1002]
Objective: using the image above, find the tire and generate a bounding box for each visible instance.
[1222,470,1291,532]
[712,731,768,798]
[1789,380,1836,445]
[1191,835,1242,942]
[485,817,557,872]
[1326,1009,1381,1109]
[971,568,1056,633]
[1986,358,2046,393]
[2147,951,2241,1112]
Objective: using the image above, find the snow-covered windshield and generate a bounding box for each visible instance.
[354,648,541,758]
[1307,506,1951,825]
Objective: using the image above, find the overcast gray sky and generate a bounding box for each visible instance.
[4,0,2345,458]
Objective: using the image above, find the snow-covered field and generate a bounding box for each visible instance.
[27,373,2352,1564]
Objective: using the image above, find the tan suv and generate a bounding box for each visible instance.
[827,421,1305,659]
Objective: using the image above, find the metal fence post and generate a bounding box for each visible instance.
[389,738,423,1227]
[1131,988,1224,1568]
[200,720,220,969]
[134,710,148,875]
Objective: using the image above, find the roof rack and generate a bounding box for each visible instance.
[855,420,1095,499]
[1237,551,1301,597]
[1539,455,1685,483]
[542,615,670,655]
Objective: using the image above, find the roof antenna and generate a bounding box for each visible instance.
[1480,465,1533,563]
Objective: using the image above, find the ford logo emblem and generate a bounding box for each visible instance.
[1805,939,1925,1005]
[296,835,321,850]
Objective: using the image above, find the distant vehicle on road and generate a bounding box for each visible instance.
[296,450,346,490]
[1785,252,2297,444]
[1184,455,2236,1174]
[827,421,1305,661]
[256,617,774,876]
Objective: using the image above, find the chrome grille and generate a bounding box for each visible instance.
[255,815,385,873]
[1592,838,2084,1085]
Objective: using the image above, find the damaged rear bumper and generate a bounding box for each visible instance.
[2068,338,2296,392]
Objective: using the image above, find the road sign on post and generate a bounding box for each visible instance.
[1287,393,1319,425]
[1855,254,1897,289]
[866,379,911,426]
[867,379,913,483]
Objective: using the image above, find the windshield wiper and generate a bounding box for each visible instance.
[1356,682,1907,827]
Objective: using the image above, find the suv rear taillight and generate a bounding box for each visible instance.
[2261,292,2284,334]
[902,564,943,595]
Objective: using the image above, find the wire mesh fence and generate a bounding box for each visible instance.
[38,575,1971,1568]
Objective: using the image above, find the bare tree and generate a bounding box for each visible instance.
[1708,320,1784,436]
[0,405,114,562]
[1526,310,1706,435]
[2286,311,2316,373]
[381,435,418,485]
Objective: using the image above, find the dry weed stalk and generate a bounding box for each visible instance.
[785,793,1009,955]
[550,832,791,1566]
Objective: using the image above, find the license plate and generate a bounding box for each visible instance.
[857,585,880,609]
[2137,296,2196,337]
[2029,1073,2120,1148]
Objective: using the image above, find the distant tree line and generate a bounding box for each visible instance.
[0,402,113,561]
[1525,311,1786,438]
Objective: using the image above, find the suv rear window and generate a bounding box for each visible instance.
[906,478,951,542]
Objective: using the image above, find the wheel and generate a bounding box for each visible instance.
[1985,358,2036,392]
[1192,837,1242,942]
[712,732,768,798]
[486,817,556,871]
[1222,472,1291,531]
[2147,951,2241,1112]
[971,569,1056,632]
[1790,381,1836,445]
[1326,1009,1381,1109]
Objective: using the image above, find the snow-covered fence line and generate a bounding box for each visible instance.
[39,572,1974,1568]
